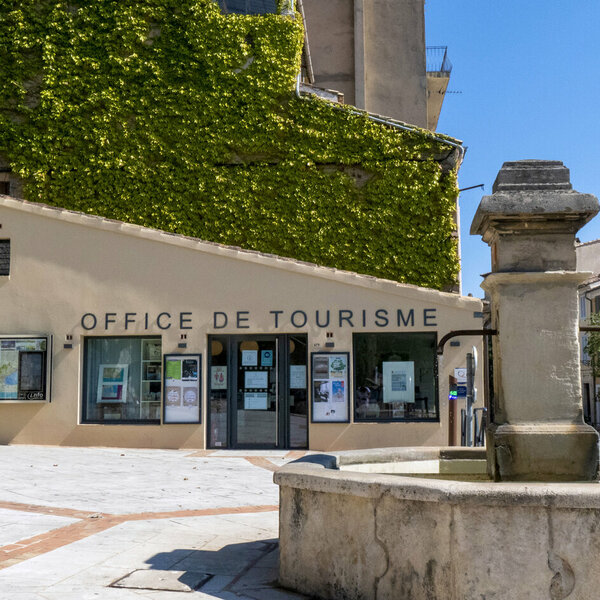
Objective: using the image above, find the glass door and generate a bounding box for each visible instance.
[207,334,308,449]
[234,337,279,448]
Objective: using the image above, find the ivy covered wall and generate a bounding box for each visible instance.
[0,0,461,290]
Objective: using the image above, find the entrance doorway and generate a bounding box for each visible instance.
[208,334,308,449]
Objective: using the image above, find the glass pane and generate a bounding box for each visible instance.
[354,332,437,422]
[236,339,277,446]
[217,0,278,14]
[288,335,308,448]
[209,337,229,447]
[83,337,161,423]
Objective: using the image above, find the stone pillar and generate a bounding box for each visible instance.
[471,160,600,481]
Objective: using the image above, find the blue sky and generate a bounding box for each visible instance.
[425,1,600,297]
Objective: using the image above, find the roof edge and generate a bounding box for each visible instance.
[0,195,480,309]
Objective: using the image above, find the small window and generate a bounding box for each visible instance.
[353,332,438,422]
[0,240,9,276]
[82,337,162,423]
[217,0,278,14]
[580,295,587,319]
[595,296,600,314]
[582,335,590,362]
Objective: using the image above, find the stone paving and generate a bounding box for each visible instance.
[0,446,311,599]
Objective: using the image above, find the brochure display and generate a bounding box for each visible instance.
[163,354,201,424]
[311,352,350,423]
[0,336,49,401]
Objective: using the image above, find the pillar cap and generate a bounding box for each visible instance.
[471,160,598,240]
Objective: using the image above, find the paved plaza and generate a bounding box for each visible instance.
[0,445,311,600]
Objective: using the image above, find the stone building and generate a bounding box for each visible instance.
[0,195,483,450]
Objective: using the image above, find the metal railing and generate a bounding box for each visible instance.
[426,46,452,74]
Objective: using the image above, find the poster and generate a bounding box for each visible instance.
[97,364,128,403]
[261,350,274,367]
[382,361,414,403]
[164,354,201,423]
[311,353,349,423]
[211,366,227,390]
[242,350,258,366]
[244,392,269,410]
[166,359,181,380]
[245,370,268,389]
[290,365,306,389]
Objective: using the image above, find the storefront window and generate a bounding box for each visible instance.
[82,337,162,424]
[208,336,229,447]
[353,332,438,422]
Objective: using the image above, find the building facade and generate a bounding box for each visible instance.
[577,239,600,428]
[0,196,483,450]
[301,0,451,130]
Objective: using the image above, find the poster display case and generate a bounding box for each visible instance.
[163,354,202,424]
[310,352,350,423]
[0,336,51,402]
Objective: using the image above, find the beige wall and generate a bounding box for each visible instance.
[577,241,600,273]
[0,198,483,449]
[302,0,356,106]
[303,0,427,127]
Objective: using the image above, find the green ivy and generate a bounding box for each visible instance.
[0,0,460,290]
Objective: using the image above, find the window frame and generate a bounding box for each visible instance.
[0,334,52,403]
[81,335,162,425]
[352,331,439,424]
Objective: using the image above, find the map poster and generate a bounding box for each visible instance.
[164,354,202,424]
[0,347,18,400]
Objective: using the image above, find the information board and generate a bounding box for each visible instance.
[311,352,350,423]
[163,354,201,424]
[0,336,50,401]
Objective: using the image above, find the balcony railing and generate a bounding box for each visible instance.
[426,46,452,74]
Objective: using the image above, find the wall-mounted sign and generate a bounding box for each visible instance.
[311,353,350,423]
[0,337,50,402]
[79,307,439,332]
[163,354,201,424]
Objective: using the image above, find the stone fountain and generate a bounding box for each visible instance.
[275,160,600,599]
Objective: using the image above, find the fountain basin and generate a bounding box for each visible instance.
[275,447,600,600]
